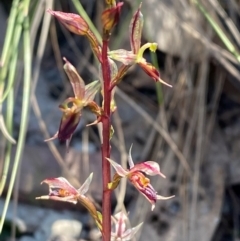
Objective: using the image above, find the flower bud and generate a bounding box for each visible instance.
[47,9,89,35]
[101,2,123,32]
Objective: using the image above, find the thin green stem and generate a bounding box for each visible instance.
[150,52,163,105]
[0,89,14,195]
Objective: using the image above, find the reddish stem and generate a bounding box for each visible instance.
[101,36,112,241]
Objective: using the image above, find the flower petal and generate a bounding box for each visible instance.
[84,80,101,104]
[44,131,59,142]
[138,61,172,87]
[86,101,103,126]
[108,49,136,65]
[36,177,79,204]
[107,158,129,177]
[131,161,166,178]
[41,177,78,195]
[129,3,143,54]
[77,173,93,195]
[36,194,77,204]
[128,144,134,169]
[58,110,81,141]
[113,212,127,238]
[121,222,143,241]
[108,173,122,190]
[99,58,118,84]
[157,194,175,200]
[129,172,158,210]
[63,57,85,99]
[47,9,89,35]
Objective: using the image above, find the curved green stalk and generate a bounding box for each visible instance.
[0,89,14,195]
[150,52,163,105]
[71,0,102,44]
[0,0,31,233]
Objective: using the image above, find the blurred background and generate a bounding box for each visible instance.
[0,0,240,240]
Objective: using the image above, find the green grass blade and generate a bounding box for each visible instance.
[0,89,14,195]
[31,0,53,94]
[0,0,24,143]
[0,0,31,233]
[194,0,240,62]
[0,19,22,103]
[0,113,16,144]
[0,0,20,67]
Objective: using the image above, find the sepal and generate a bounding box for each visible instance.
[138,61,172,87]
[108,173,122,190]
[108,49,136,65]
[63,57,85,99]
[129,3,143,54]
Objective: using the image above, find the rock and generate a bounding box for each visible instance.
[48,219,82,241]
[0,199,85,241]
[89,227,101,241]
[138,223,160,241]
[223,118,240,185]
[141,0,204,58]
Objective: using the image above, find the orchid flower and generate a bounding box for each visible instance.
[107,146,174,210]
[45,57,101,147]
[108,3,172,87]
[36,173,103,231]
[36,174,92,204]
[111,212,143,241]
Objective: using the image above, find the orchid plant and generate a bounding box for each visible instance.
[37,1,173,241]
